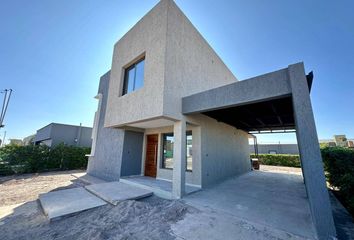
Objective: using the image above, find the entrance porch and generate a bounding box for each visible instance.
[120,175,200,199]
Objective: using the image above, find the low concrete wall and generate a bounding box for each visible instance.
[250,144,299,155]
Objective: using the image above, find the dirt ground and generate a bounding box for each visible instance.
[0,170,87,207]
[0,196,191,240]
[259,165,302,175]
[0,167,312,240]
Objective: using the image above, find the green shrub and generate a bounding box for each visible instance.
[250,154,301,168]
[0,144,90,175]
[49,144,90,170]
[321,147,354,214]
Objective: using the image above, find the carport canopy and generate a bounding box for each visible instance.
[203,96,295,133]
[182,63,337,240]
[182,66,313,133]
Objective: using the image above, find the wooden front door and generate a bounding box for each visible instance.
[144,134,158,177]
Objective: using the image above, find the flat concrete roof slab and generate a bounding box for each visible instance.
[39,187,106,220]
[85,181,153,205]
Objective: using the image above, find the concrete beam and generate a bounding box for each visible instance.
[172,118,186,199]
[182,68,291,114]
[288,63,336,239]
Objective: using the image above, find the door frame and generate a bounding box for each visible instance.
[144,134,159,177]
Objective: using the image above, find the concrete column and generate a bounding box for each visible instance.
[288,63,336,239]
[172,118,186,199]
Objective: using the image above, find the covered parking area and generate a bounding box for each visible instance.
[181,167,314,238]
[182,63,336,239]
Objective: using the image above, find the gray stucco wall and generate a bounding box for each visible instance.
[121,131,144,177]
[104,0,168,127]
[199,114,251,187]
[105,0,240,128]
[163,0,238,120]
[87,71,126,181]
[250,144,299,155]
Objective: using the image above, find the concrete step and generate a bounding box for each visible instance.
[85,181,153,205]
[120,178,173,199]
[71,173,107,185]
[39,187,107,221]
[39,182,153,220]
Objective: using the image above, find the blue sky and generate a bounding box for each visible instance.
[1,0,353,144]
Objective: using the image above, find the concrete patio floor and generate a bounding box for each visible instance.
[120,175,200,199]
[180,169,316,239]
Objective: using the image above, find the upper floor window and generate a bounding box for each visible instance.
[122,58,145,95]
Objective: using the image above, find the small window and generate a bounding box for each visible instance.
[161,131,192,171]
[186,131,193,171]
[122,58,145,95]
[162,133,174,169]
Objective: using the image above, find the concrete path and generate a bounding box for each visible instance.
[39,187,107,220]
[120,176,200,199]
[182,170,316,239]
[85,181,153,205]
[40,181,153,220]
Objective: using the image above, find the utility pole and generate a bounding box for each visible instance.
[1,131,6,147]
[0,89,13,128]
[76,123,82,146]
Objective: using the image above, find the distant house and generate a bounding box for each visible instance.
[319,134,353,148]
[33,123,92,147]
[23,134,36,146]
[8,139,23,146]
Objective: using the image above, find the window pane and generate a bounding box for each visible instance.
[186,131,192,171]
[163,133,174,169]
[162,131,192,171]
[125,67,135,94]
[134,59,144,90]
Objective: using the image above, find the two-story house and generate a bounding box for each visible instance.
[85,1,336,239]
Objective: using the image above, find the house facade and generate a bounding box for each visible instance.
[86,1,336,239]
[34,123,92,147]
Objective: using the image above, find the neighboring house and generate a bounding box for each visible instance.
[23,134,35,146]
[86,1,335,238]
[34,123,92,147]
[249,143,299,155]
[8,139,23,146]
[334,134,347,147]
[319,134,354,147]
